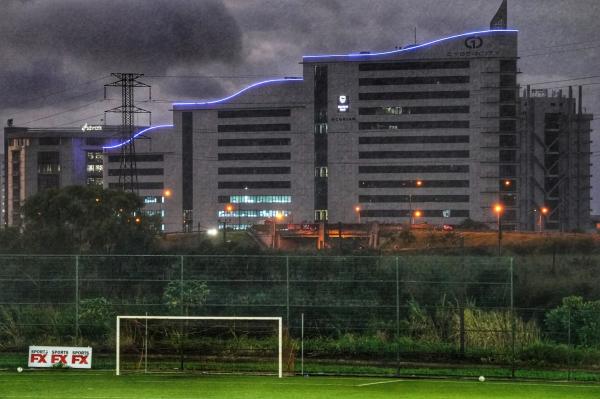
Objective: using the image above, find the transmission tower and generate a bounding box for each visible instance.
[104,73,151,193]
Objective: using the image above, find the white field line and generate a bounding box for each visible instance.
[358,379,405,387]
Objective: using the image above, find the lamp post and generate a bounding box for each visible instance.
[161,189,171,232]
[272,212,284,249]
[408,180,422,229]
[493,203,504,256]
[223,204,234,244]
[238,186,248,230]
[355,206,361,224]
[412,210,422,226]
[539,206,549,233]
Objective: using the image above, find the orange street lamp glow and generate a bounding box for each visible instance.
[504,180,511,187]
[225,204,234,213]
[163,189,172,198]
[275,212,284,221]
[355,206,361,213]
[493,204,503,215]
[414,210,422,218]
[416,180,423,187]
[541,206,549,215]
[135,217,141,224]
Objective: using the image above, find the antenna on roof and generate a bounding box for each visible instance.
[414,27,417,44]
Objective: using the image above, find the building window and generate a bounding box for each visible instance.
[219,195,292,204]
[359,135,469,145]
[359,76,469,86]
[359,180,469,188]
[359,121,469,130]
[218,138,290,146]
[38,137,60,145]
[218,109,291,118]
[359,91,470,101]
[359,165,469,174]
[315,210,328,221]
[37,152,60,174]
[218,181,291,189]
[218,167,291,175]
[314,123,328,135]
[218,152,291,161]
[315,167,328,177]
[217,124,291,133]
[358,61,470,71]
[359,150,469,159]
[359,105,469,115]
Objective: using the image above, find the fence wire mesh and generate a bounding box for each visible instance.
[0,255,598,380]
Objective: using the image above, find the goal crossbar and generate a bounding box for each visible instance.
[116,316,283,377]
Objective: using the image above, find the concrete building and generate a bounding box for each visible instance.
[169,29,523,232]
[3,125,122,226]
[518,87,592,231]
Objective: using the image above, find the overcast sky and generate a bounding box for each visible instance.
[2,0,599,211]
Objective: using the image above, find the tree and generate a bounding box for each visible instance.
[163,280,210,315]
[545,296,600,347]
[20,185,160,254]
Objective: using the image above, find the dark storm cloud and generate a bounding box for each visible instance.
[0,0,242,108]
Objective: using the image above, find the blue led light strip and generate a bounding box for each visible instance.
[103,124,174,150]
[172,77,303,107]
[303,29,518,59]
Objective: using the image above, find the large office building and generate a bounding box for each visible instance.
[169,29,524,231]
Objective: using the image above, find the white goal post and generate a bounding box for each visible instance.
[116,316,283,378]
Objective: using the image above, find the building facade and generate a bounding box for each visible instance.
[518,87,592,231]
[170,29,525,232]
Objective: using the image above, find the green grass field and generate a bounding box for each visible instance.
[1,372,600,399]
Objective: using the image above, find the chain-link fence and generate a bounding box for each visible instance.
[0,255,598,380]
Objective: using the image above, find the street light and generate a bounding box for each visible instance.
[223,204,234,244]
[161,189,172,232]
[239,186,248,230]
[493,203,504,256]
[355,206,361,224]
[272,211,285,249]
[412,210,422,226]
[408,180,423,229]
[539,206,549,233]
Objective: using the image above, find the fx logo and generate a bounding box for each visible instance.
[72,354,89,364]
[464,36,483,49]
[30,353,47,363]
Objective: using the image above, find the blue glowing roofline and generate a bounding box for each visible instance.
[102,124,174,150]
[303,29,518,59]
[172,77,303,107]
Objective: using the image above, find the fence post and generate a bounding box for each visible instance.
[395,256,400,375]
[286,256,290,326]
[567,308,572,381]
[510,257,515,379]
[75,255,79,343]
[180,255,184,316]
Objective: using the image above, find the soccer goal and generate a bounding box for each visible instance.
[116,316,283,377]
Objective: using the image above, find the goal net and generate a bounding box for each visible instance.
[116,316,283,377]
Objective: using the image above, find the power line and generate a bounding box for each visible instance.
[9,76,110,108]
[522,75,600,86]
[23,100,104,124]
[520,44,600,58]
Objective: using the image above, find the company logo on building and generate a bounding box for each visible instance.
[81,123,103,132]
[464,36,483,49]
[337,95,349,112]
